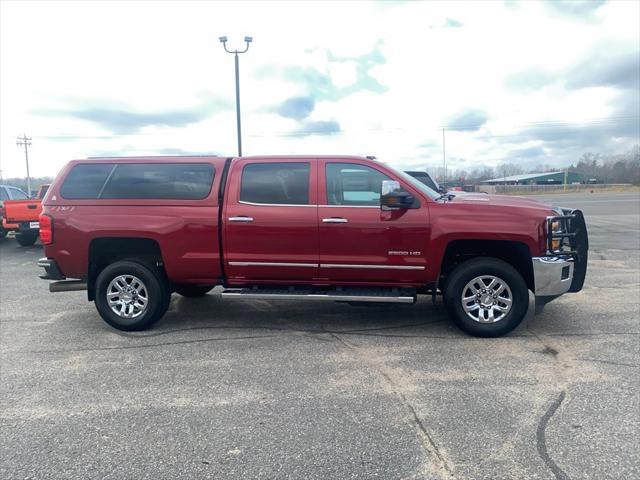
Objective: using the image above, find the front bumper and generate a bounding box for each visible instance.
[534,207,588,298]
[532,256,574,296]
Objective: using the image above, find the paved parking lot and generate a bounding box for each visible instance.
[1,191,638,479]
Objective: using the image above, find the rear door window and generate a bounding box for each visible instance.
[240,162,310,205]
[100,163,214,199]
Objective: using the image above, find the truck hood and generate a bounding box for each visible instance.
[450,194,554,212]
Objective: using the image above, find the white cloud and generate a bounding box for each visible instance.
[0,0,638,179]
[328,61,358,88]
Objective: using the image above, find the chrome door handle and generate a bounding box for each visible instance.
[322,217,348,223]
[229,216,254,222]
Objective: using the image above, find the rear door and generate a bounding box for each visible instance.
[318,159,430,284]
[223,159,319,282]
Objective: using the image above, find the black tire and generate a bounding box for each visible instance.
[174,284,213,297]
[0,228,7,239]
[444,257,529,337]
[15,231,38,246]
[94,260,169,331]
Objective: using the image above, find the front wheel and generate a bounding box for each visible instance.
[94,261,169,331]
[15,231,38,246]
[444,257,529,337]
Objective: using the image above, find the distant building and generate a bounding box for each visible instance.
[481,171,582,186]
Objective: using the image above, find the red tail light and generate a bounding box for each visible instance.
[39,214,53,244]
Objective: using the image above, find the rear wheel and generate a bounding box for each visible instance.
[15,231,38,246]
[444,257,529,337]
[94,261,169,331]
[174,284,213,297]
[0,228,7,239]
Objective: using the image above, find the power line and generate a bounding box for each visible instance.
[16,134,32,196]
[442,114,640,132]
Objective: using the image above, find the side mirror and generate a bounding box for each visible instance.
[438,185,446,194]
[381,180,414,210]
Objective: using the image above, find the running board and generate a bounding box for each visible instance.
[49,280,87,292]
[221,287,416,304]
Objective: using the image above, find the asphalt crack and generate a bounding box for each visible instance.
[536,391,569,480]
[528,327,571,480]
[328,331,455,479]
[578,357,639,368]
[7,333,284,353]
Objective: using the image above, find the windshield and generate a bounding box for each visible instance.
[383,163,441,200]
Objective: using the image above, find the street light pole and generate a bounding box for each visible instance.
[219,36,252,157]
[442,128,446,187]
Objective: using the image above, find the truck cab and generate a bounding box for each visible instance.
[38,155,588,337]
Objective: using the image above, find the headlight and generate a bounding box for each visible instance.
[550,220,562,251]
[549,216,569,252]
[547,207,577,255]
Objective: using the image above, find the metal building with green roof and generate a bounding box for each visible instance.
[481,171,582,186]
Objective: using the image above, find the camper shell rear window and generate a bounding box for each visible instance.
[60,163,215,200]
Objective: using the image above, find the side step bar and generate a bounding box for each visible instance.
[221,287,416,304]
[49,280,87,292]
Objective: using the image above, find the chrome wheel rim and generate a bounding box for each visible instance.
[107,275,149,319]
[461,275,513,323]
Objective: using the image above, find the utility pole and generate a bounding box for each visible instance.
[219,36,253,157]
[16,134,32,196]
[442,128,446,187]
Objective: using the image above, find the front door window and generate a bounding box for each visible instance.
[325,163,391,207]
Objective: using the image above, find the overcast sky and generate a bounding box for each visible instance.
[1,0,638,178]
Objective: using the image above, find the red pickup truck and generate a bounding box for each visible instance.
[3,184,50,246]
[38,156,588,337]
[1,184,30,238]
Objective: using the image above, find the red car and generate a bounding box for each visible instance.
[38,155,588,337]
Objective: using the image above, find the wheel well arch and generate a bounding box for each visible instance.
[87,237,165,300]
[439,239,534,292]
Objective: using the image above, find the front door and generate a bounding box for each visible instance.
[223,159,319,283]
[318,160,430,284]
